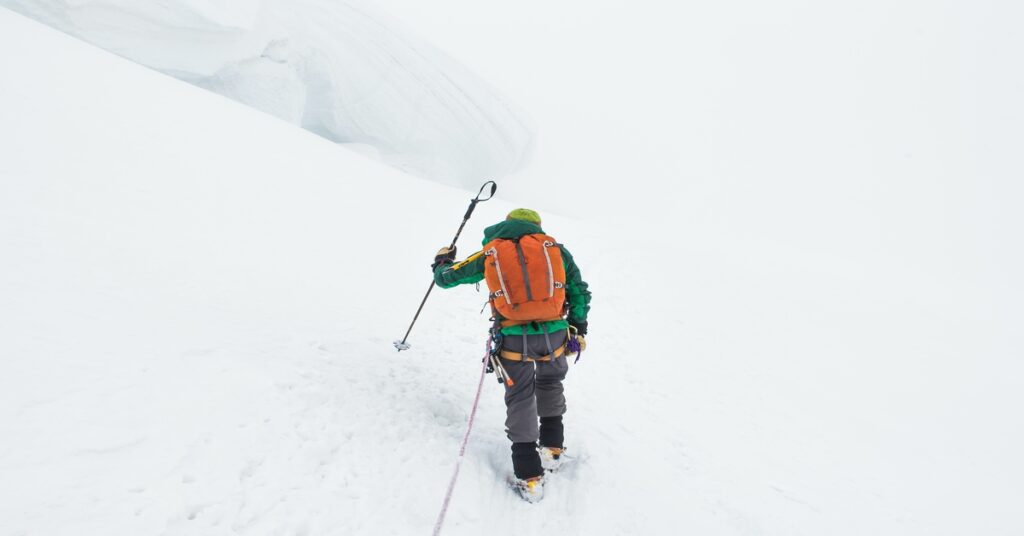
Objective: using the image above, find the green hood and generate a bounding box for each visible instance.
[482,220,544,245]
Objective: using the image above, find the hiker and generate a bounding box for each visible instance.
[431,208,591,502]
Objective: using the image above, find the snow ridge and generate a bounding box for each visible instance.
[0,0,534,188]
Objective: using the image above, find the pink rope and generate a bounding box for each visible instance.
[432,343,491,536]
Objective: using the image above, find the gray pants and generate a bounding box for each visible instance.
[500,331,569,443]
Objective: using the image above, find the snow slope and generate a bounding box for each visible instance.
[369,8,1024,533]
[0,0,533,188]
[0,8,518,534]
[3,4,1024,536]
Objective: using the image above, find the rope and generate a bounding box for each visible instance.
[432,342,491,536]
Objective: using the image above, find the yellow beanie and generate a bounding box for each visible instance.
[506,208,542,224]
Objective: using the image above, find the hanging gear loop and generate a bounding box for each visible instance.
[394,181,497,352]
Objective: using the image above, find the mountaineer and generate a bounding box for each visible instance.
[432,208,591,502]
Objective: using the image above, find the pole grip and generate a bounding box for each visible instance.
[463,199,479,221]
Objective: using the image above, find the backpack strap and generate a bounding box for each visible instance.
[541,322,554,356]
[484,246,511,307]
[512,238,534,302]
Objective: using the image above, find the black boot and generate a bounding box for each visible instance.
[511,441,543,479]
[539,415,564,448]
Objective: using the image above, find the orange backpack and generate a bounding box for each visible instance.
[483,233,567,326]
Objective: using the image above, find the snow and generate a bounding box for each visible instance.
[0,0,534,188]
[2,2,1024,536]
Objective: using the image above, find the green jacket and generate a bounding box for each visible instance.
[433,220,591,335]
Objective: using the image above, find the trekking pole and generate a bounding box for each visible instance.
[394,181,498,351]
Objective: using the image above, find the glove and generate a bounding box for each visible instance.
[568,320,587,336]
[432,246,457,270]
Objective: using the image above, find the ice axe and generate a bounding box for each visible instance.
[394,181,497,351]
